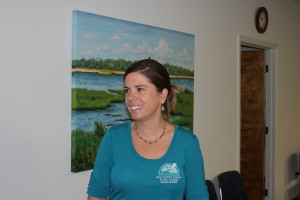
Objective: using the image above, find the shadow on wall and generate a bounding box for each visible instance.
[285,153,300,199]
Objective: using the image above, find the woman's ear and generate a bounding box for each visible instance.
[160,88,168,104]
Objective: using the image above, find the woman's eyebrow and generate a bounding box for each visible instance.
[123,84,148,88]
[135,84,147,88]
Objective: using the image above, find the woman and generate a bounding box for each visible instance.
[87,59,208,200]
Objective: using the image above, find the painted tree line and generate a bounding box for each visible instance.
[72,58,194,76]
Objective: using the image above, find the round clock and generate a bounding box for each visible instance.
[255,7,268,33]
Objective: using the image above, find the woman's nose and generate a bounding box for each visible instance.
[126,91,137,101]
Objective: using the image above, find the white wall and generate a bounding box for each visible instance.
[0,0,299,199]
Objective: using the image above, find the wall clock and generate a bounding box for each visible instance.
[255,7,268,33]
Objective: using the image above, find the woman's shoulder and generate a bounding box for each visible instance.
[109,121,130,131]
[106,121,130,138]
[102,122,130,145]
[175,125,198,141]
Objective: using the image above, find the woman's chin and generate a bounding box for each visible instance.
[130,116,141,121]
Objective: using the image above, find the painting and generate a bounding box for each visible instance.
[71,10,195,172]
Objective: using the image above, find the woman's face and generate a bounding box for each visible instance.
[124,72,167,122]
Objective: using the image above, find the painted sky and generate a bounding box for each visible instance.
[72,10,195,70]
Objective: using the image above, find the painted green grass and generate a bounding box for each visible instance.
[172,89,194,130]
[71,121,107,172]
[72,88,124,110]
[108,89,125,95]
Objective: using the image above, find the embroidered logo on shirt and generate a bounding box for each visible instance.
[156,163,181,184]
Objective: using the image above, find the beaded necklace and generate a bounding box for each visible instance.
[134,121,166,144]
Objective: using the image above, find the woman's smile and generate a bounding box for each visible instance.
[129,105,143,111]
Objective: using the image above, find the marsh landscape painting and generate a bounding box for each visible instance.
[72,10,195,172]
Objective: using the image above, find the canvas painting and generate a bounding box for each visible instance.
[72,10,195,172]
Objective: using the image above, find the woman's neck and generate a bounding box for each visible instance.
[134,118,167,138]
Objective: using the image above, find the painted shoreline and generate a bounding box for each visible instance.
[72,67,194,79]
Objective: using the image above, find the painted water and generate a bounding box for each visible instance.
[72,72,194,132]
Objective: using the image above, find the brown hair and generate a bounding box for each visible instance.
[124,59,180,120]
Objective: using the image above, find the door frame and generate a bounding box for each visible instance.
[238,35,277,200]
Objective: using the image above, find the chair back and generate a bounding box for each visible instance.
[206,180,218,200]
[217,170,247,200]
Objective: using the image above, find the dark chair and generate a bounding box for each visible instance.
[217,170,247,200]
[206,180,218,200]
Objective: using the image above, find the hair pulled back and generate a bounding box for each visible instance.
[124,59,180,120]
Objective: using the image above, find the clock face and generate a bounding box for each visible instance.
[259,12,267,28]
[255,7,268,33]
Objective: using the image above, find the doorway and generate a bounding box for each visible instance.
[240,46,265,200]
[239,35,277,200]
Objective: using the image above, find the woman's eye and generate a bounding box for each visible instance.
[124,88,129,93]
[137,88,144,92]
